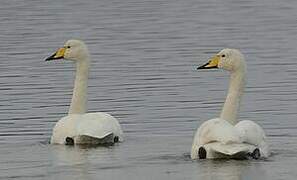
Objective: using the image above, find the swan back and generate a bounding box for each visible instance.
[191,118,242,159]
[50,112,124,144]
[76,112,123,142]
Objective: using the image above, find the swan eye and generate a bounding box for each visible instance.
[221,54,225,57]
[66,46,71,49]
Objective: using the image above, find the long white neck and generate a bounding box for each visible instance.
[220,68,246,125]
[68,57,90,114]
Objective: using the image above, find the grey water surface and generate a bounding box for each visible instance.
[1,0,297,179]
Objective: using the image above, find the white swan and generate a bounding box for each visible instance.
[46,39,123,145]
[191,49,269,159]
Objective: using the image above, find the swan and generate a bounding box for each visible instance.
[46,39,123,145]
[191,49,269,159]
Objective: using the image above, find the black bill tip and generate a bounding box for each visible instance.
[197,62,210,70]
[45,53,63,61]
[197,61,218,70]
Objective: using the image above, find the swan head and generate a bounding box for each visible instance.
[197,49,246,72]
[45,39,89,62]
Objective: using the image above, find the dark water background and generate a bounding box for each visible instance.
[1,0,297,179]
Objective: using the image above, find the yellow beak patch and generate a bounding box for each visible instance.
[205,56,219,68]
[45,47,66,61]
[197,55,220,69]
[53,47,66,59]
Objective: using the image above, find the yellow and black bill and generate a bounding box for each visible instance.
[197,55,219,70]
[45,47,66,61]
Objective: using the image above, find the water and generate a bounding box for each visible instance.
[0,0,297,179]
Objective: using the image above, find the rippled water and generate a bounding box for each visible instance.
[1,0,297,179]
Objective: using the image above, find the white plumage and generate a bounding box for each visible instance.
[46,40,123,145]
[51,112,123,144]
[191,49,269,159]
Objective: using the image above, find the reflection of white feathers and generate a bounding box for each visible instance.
[191,49,269,159]
[48,40,123,145]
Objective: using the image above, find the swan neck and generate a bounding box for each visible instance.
[220,68,245,125]
[68,57,90,114]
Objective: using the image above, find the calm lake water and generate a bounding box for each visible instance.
[1,0,297,179]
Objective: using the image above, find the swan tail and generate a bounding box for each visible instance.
[74,133,116,145]
[203,142,257,159]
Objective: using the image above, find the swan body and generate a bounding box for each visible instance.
[191,49,269,159]
[191,118,268,159]
[46,40,123,145]
[50,112,123,144]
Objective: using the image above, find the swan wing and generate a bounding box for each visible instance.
[235,120,270,157]
[50,114,81,144]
